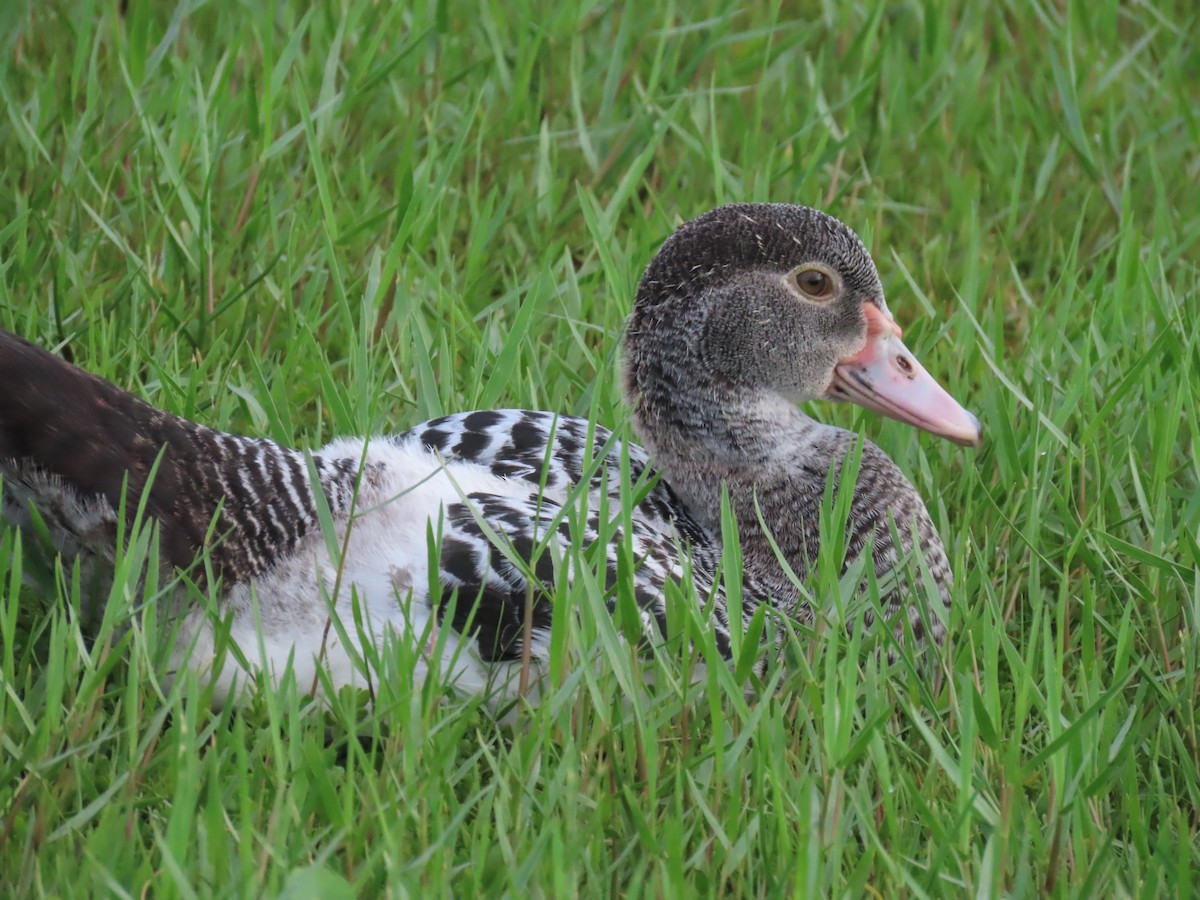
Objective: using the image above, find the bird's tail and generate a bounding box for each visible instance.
[0,328,346,585]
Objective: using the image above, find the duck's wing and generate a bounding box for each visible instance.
[391,411,733,664]
[431,488,732,665]
[0,329,359,585]
[396,409,717,568]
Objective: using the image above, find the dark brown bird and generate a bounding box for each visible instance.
[0,203,980,707]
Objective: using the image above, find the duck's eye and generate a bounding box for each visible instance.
[791,267,835,300]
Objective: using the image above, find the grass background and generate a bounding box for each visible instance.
[1,0,1198,895]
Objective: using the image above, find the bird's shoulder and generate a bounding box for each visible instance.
[391,409,714,551]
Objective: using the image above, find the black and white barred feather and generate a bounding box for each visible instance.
[0,335,738,701]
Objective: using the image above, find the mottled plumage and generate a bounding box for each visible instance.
[0,203,979,708]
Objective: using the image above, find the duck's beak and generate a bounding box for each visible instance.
[827,303,982,448]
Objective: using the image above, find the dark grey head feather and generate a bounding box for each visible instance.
[623,203,954,635]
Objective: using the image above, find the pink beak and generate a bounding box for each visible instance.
[827,303,982,447]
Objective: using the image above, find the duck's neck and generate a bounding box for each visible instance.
[632,380,847,597]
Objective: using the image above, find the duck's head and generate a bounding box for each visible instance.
[624,203,982,448]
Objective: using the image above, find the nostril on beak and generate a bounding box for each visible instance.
[896,355,914,377]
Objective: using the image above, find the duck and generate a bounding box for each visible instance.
[0,203,981,708]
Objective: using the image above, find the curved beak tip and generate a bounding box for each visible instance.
[949,413,983,448]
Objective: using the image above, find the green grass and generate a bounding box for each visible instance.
[2,0,1199,895]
